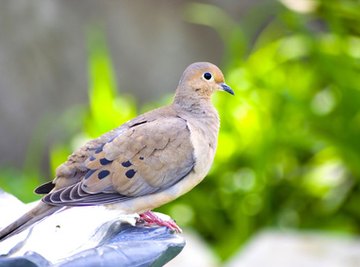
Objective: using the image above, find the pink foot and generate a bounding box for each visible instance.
[138,211,182,233]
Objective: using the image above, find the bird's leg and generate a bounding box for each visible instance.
[137,211,182,233]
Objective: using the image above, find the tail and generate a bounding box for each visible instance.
[0,202,61,241]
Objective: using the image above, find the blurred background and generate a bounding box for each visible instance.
[1,0,360,265]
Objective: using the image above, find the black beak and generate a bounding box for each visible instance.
[220,83,234,95]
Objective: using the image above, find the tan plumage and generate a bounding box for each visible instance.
[0,62,233,241]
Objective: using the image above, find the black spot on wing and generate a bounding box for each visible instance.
[98,170,110,179]
[125,169,136,179]
[130,120,148,128]
[100,158,112,165]
[89,156,96,161]
[139,156,144,160]
[121,160,132,167]
[35,181,55,194]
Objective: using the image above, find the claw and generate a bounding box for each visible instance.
[137,211,182,233]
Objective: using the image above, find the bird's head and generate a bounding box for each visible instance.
[176,62,234,100]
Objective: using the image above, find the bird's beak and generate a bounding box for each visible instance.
[220,83,234,95]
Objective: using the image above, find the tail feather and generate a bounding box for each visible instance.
[0,202,61,241]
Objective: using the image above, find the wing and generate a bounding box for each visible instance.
[42,116,195,206]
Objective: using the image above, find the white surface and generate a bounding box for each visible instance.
[0,190,37,226]
[3,190,360,267]
[226,231,360,267]
[0,191,137,264]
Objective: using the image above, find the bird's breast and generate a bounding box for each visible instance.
[186,116,219,178]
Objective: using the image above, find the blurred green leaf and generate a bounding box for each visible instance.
[86,29,136,136]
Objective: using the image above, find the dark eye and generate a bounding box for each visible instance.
[203,72,212,80]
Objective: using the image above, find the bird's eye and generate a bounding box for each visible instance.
[203,72,212,80]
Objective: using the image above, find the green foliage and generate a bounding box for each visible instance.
[0,168,40,203]
[86,29,136,136]
[165,0,360,259]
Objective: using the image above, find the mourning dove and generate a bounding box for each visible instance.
[0,62,233,241]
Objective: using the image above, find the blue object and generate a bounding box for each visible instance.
[0,223,185,267]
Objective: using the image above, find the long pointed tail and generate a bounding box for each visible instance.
[0,202,61,241]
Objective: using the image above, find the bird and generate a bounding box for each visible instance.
[0,62,234,241]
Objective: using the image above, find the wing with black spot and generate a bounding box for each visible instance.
[42,115,195,207]
[35,181,56,194]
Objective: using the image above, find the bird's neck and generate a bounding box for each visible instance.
[173,90,213,115]
[172,87,220,146]
[172,93,220,138]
